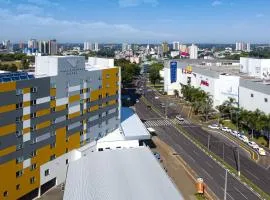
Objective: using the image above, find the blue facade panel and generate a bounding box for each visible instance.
[170,61,177,83]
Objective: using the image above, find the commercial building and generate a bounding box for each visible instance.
[64,147,183,200]
[162,42,169,54]
[189,44,198,59]
[172,41,180,50]
[240,57,270,79]
[239,79,270,114]
[0,56,120,199]
[164,59,240,107]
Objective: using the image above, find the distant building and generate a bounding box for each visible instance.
[94,42,99,52]
[189,44,198,59]
[122,43,128,52]
[235,42,251,52]
[240,57,270,79]
[2,40,12,52]
[28,39,38,49]
[84,41,92,51]
[49,39,57,55]
[172,41,180,50]
[179,44,187,53]
[162,42,169,54]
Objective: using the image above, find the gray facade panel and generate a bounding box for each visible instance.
[31,102,50,113]
[240,79,270,95]
[0,91,20,106]
[0,109,23,126]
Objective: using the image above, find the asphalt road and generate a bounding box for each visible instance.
[135,100,261,200]
[142,88,270,196]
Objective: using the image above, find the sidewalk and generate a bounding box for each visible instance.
[152,136,197,200]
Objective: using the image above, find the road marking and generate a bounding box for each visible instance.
[244,169,260,180]
[205,161,214,169]
[201,168,214,180]
[192,150,199,156]
[234,186,248,199]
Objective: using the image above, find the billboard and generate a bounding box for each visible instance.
[170,61,177,83]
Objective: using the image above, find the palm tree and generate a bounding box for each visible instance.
[224,97,237,121]
[173,89,179,98]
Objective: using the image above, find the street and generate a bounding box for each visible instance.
[135,100,261,200]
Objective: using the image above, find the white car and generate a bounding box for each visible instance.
[231,130,238,137]
[155,96,159,99]
[136,99,139,103]
[257,148,266,156]
[221,127,231,132]
[239,135,249,143]
[248,141,259,149]
[176,115,185,122]
[208,124,219,129]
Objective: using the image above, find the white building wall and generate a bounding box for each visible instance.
[40,150,82,185]
[239,86,270,114]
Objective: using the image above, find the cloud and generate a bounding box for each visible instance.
[256,13,264,18]
[16,4,44,15]
[118,0,158,8]
[212,0,222,6]
[0,8,172,42]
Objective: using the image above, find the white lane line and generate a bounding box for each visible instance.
[234,186,248,199]
[205,161,214,169]
[201,168,214,180]
[221,188,235,200]
[244,169,260,180]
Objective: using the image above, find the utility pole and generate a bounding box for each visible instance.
[223,143,225,160]
[224,169,228,200]
[237,148,241,177]
[165,84,168,119]
[208,135,211,150]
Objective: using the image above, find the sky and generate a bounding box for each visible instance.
[0,0,270,43]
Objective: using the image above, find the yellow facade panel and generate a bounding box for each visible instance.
[0,104,16,114]
[23,101,31,107]
[69,94,80,104]
[0,145,16,157]
[23,88,30,94]
[68,111,80,119]
[36,121,51,130]
[56,104,66,112]
[36,108,50,117]
[0,124,16,136]
[50,88,56,97]
[0,82,16,93]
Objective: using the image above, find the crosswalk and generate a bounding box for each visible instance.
[144,119,172,127]
[144,118,192,127]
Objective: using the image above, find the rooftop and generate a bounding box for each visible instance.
[64,147,184,200]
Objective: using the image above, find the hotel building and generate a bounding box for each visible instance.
[0,56,120,199]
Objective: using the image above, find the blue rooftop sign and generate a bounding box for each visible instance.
[170,61,177,83]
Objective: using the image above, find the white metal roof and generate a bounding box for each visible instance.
[120,107,151,140]
[64,147,183,200]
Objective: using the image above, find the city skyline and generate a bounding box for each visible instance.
[0,0,270,43]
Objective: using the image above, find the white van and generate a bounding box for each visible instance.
[257,148,266,156]
[176,115,184,122]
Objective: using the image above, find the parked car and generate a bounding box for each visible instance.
[176,115,185,122]
[136,99,139,103]
[231,130,238,137]
[239,135,249,143]
[221,127,231,133]
[248,141,259,149]
[208,124,219,129]
[256,148,266,156]
[160,103,165,108]
[155,96,159,99]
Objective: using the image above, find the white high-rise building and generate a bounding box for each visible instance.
[172,41,180,50]
[246,43,251,52]
[236,42,251,52]
[179,44,187,53]
[122,43,128,52]
[84,42,93,51]
[94,42,99,52]
[28,39,38,49]
[49,39,57,55]
[189,44,198,59]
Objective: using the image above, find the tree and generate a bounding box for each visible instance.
[21,59,29,70]
[149,63,163,85]
[173,89,179,98]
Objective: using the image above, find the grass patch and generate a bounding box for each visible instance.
[195,193,207,200]
[253,136,268,147]
[1,61,21,68]
[221,120,237,130]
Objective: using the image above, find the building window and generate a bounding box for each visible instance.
[31,150,37,157]
[50,154,56,161]
[106,93,109,97]
[16,184,20,190]
[44,169,50,176]
[86,98,90,103]
[98,114,102,119]
[66,137,69,142]
[98,94,102,99]
[16,143,23,151]
[16,103,23,109]
[30,100,36,106]
[16,130,22,137]
[30,163,37,171]
[31,87,37,93]
[50,96,56,100]
[98,104,102,109]
[265,98,268,102]
[3,191,8,197]
[106,74,110,78]
[16,89,23,96]
[16,170,23,178]
[50,142,56,149]
[251,93,254,97]
[66,159,69,165]
[80,131,83,136]
[80,89,83,94]
[30,112,36,118]
[16,116,22,122]
[30,125,36,131]
[16,156,24,164]
[30,177,36,184]
[65,148,68,153]
[86,88,90,93]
